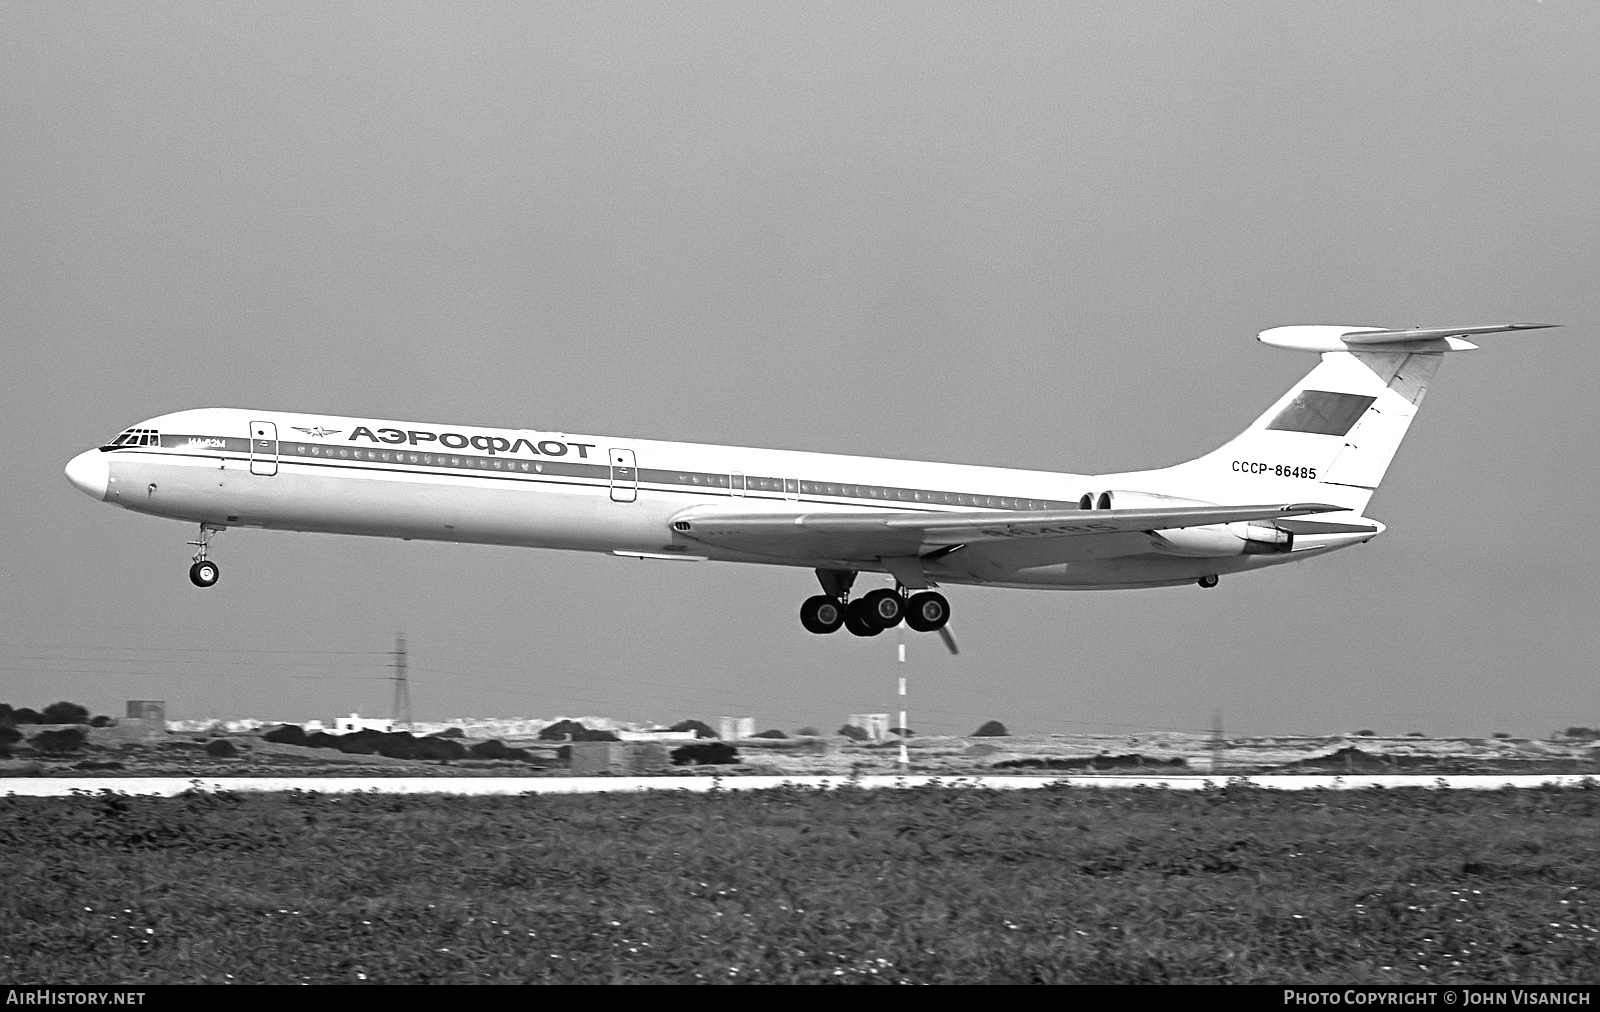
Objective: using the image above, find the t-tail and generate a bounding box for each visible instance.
[1106,323,1556,518]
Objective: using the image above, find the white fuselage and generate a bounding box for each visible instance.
[65,407,1371,590]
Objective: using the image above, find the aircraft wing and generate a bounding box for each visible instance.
[670,502,1344,564]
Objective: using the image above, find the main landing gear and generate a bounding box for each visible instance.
[800,569,950,638]
[187,525,222,588]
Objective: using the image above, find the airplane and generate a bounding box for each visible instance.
[64,323,1551,653]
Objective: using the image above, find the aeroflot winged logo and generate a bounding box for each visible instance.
[292,426,341,438]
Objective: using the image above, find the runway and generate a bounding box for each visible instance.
[4,773,1599,796]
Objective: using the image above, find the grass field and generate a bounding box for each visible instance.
[3,785,1597,984]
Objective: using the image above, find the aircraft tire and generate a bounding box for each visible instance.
[860,588,904,628]
[1197,575,1219,589]
[904,591,950,632]
[800,595,846,634]
[844,598,884,637]
[189,561,220,588]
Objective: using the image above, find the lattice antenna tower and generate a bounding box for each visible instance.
[391,633,412,730]
[1210,709,1224,774]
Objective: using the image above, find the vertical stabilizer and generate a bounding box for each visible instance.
[1129,339,1453,515]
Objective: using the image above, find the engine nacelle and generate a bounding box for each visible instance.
[1092,490,1213,511]
[1089,489,1294,558]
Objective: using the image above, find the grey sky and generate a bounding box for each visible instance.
[2,2,1596,737]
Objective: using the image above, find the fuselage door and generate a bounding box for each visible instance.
[609,448,637,503]
[730,472,745,497]
[249,421,278,476]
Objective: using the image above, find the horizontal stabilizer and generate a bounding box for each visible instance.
[1259,323,1557,353]
[1340,323,1558,345]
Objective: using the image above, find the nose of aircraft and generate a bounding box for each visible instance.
[65,450,110,501]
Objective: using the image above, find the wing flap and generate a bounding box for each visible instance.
[672,503,1343,562]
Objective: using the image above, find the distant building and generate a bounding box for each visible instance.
[569,741,672,775]
[126,700,166,724]
[332,713,396,734]
[720,717,755,740]
[848,713,891,743]
[617,729,698,742]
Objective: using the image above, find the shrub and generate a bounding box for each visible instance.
[1405,731,1426,738]
[0,703,11,722]
[263,724,308,746]
[469,740,531,762]
[41,701,90,725]
[0,725,21,746]
[305,732,342,749]
[890,727,915,737]
[751,729,787,739]
[837,724,869,742]
[1492,732,1512,739]
[994,755,1187,771]
[670,720,717,739]
[89,715,112,728]
[538,720,588,741]
[205,739,238,758]
[572,728,620,742]
[670,742,739,766]
[1562,727,1600,740]
[412,737,466,761]
[9,708,43,725]
[32,727,87,754]
[432,727,465,738]
[972,720,1009,737]
[1355,730,1377,737]
[794,727,821,737]
[375,738,416,759]
[339,738,377,755]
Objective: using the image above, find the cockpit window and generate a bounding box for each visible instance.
[111,428,161,447]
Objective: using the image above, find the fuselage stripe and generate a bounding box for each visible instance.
[123,435,1078,512]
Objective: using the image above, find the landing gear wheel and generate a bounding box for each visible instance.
[845,598,884,637]
[860,588,904,628]
[904,591,950,632]
[800,595,846,634]
[189,560,220,588]
[1197,575,1219,589]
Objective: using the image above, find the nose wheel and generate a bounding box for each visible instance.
[187,524,223,588]
[189,560,220,587]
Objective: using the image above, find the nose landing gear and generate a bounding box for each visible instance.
[187,525,223,588]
